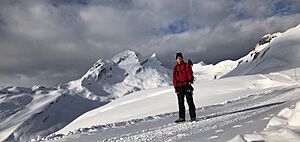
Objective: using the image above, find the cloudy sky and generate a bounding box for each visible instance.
[1,0,300,87]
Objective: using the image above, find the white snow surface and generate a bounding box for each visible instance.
[41,24,300,142]
[224,24,300,77]
[68,50,172,100]
[56,73,294,135]
[193,60,238,81]
[0,50,173,142]
[0,49,236,142]
[230,101,300,142]
[1,24,300,142]
[46,72,300,142]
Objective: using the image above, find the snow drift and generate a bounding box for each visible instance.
[230,101,300,142]
[193,60,238,81]
[0,49,235,142]
[56,73,294,135]
[0,50,172,142]
[224,24,300,77]
[2,23,300,142]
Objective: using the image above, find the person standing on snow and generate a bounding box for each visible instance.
[173,52,196,123]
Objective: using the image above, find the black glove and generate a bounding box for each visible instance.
[186,84,194,92]
[189,79,194,84]
[175,87,180,93]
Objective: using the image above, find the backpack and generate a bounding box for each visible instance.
[175,59,195,84]
[188,59,195,83]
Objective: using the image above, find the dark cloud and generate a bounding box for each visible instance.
[0,0,300,87]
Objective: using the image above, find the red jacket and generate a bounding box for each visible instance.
[173,60,193,88]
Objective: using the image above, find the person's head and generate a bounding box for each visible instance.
[176,52,183,64]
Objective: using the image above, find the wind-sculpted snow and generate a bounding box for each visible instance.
[53,72,296,137]
[230,100,300,142]
[224,24,300,77]
[2,24,300,141]
[0,48,244,142]
[45,84,300,142]
[0,50,172,142]
[0,86,58,142]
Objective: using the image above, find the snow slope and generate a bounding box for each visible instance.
[224,24,300,77]
[2,23,300,142]
[1,49,236,142]
[66,50,172,101]
[230,100,300,142]
[46,71,300,142]
[0,48,242,142]
[47,24,300,141]
[0,86,59,142]
[55,72,295,135]
[0,86,108,142]
[0,50,173,142]
[193,60,238,81]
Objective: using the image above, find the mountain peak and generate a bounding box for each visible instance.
[223,23,300,77]
[87,59,109,72]
[80,58,119,84]
[197,61,206,66]
[258,34,278,46]
[146,53,164,66]
[150,53,157,58]
[112,50,146,66]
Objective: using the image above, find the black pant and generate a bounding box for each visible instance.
[177,86,196,119]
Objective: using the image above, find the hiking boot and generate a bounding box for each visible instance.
[175,118,185,123]
[190,118,197,122]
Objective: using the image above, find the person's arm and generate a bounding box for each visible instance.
[173,66,179,93]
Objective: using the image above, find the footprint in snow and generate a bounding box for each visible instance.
[208,136,218,139]
[177,133,189,138]
[232,125,243,128]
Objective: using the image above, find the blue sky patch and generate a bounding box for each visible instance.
[155,19,191,36]
[274,1,293,16]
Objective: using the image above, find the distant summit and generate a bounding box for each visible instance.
[224,24,300,77]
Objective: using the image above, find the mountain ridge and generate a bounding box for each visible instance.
[0,49,172,142]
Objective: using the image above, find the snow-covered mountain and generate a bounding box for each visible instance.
[2,23,300,142]
[47,67,300,142]
[1,85,105,142]
[48,24,300,141]
[54,73,294,136]
[193,60,238,81]
[67,50,172,100]
[224,24,300,77]
[0,49,239,142]
[0,50,172,142]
